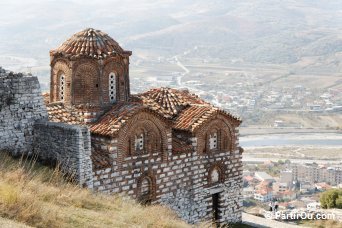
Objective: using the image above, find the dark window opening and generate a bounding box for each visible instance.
[212,193,220,225]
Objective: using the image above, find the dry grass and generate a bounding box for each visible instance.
[0,152,190,228]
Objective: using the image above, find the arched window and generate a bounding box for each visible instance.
[59,74,65,101]
[139,176,153,204]
[209,131,218,150]
[135,132,144,151]
[211,168,220,184]
[141,177,151,196]
[109,72,116,103]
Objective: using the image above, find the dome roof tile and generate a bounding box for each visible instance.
[50,28,131,60]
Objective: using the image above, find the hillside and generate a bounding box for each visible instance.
[1,1,342,68]
[0,152,190,228]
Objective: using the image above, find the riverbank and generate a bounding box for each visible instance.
[243,146,342,163]
[240,127,341,136]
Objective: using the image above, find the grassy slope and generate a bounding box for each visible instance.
[0,217,31,228]
[0,152,190,228]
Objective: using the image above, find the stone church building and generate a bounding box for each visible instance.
[45,28,243,224]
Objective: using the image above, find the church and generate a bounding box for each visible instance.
[46,28,243,224]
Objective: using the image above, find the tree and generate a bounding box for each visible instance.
[320,189,342,209]
[284,159,291,165]
[336,196,342,209]
[277,160,284,165]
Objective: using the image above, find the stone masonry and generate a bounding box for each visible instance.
[0,66,92,187]
[0,28,244,226]
[33,121,93,188]
[0,67,48,156]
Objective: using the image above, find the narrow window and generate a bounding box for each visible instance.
[109,72,116,103]
[211,168,220,183]
[209,132,218,150]
[139,177,153,204]
[135,133,144,151]
[141,178,151,196]
[59,74,65,101]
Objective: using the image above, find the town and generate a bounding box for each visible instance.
[242,159,342,222]
[128,55,342,128]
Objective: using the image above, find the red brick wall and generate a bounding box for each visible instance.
[73,60,100,105]
[50,56,130,107]
[50,59,71,104]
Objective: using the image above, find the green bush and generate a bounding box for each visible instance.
[320,189,342,209]
[336,195,342,209]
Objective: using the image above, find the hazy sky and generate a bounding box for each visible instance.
[1,0,341,68]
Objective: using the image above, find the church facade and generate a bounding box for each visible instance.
[46,28,243,224]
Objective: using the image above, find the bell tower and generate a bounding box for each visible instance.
[49,28,132,108]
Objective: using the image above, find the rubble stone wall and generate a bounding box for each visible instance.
[0,68,48,155]
[33,121,93,188]
[34,122,92,188]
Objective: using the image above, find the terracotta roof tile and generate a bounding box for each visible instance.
[46,102,85,125]
[50,28,131,60]
[91,149,112,170]
[45,87,241,137]
[90,102,145,137]
[172,137,193,154]
[138,87,208,119]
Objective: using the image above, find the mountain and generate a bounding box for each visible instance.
[0,0,341,68]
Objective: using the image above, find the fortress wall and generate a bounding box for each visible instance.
[33,121,93,188]
[0,68,48,155]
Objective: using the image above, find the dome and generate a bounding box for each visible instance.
[50,28,131,60]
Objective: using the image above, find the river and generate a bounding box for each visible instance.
[240,132,342,147]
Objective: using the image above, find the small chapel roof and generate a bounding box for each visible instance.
[137,87,208,119]
[45,87,241,137]
[50,28,131,60]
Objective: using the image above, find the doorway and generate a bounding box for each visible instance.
[212,193,220,225]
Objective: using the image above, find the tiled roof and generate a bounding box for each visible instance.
[172,137,193,154]
[45,87,241,137]
[174,105,217,131]
[46,102,85,125]
[90,102,157,137]
[50,28,131,60]
[174,105,241,132]
[138,87,209,119]
[91,149,112,170]
[42,93,50,105]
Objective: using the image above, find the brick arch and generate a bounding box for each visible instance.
[117,110,169,162]
[73,61,100,105]
[103,61,125,103]
[208,162,225,186]
[50,59,71,103]
[136,171,156,204]
[195,114,236,155]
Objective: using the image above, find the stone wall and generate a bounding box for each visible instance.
[33,121,93,188]
[0,67,48,156]
[91,120,243,225]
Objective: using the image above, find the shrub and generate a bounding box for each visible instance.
[320,189,342,209]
